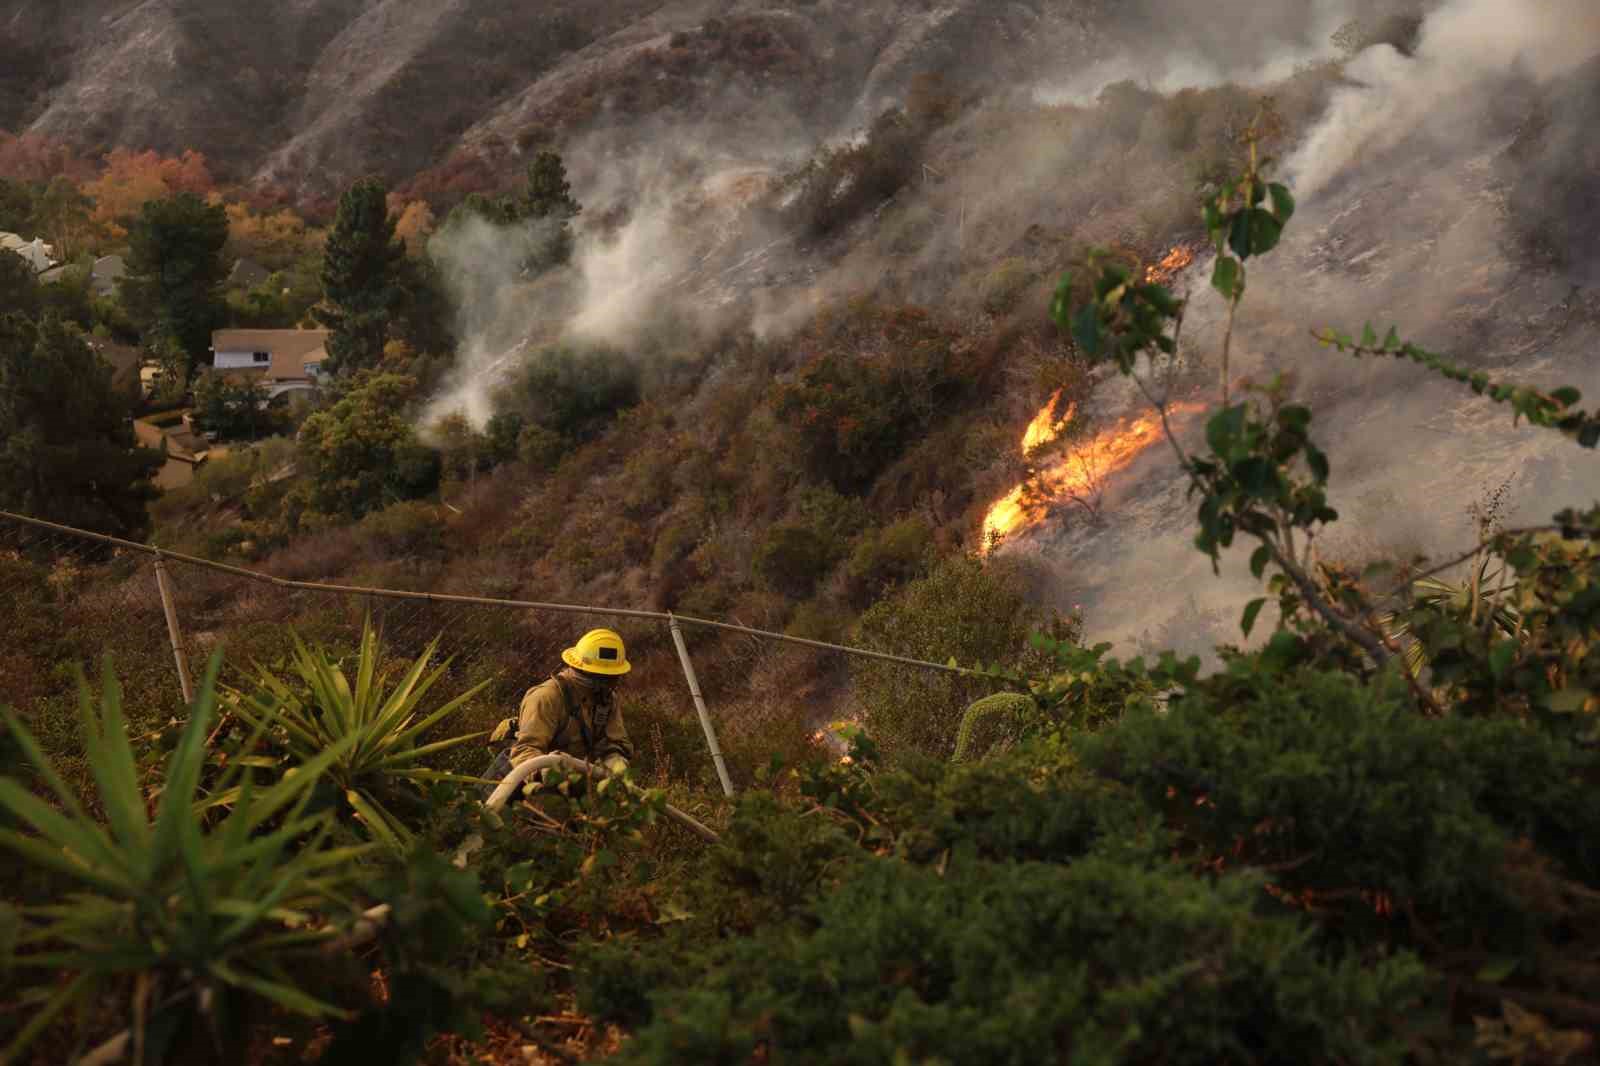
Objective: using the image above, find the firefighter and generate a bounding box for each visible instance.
[483,628,634,794]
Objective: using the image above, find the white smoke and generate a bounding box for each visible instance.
[418,150,798,432]
[1286,0,1600,198]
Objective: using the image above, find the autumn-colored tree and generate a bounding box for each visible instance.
[0,131,96,185]
[393,199,436,255]
[224,201,320,272]
[84,148,215,239]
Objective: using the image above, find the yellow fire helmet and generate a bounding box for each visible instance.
[561,628,632,676]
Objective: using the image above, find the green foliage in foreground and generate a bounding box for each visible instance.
[224,619,490,849]
[0,657,374,1062]
[581,647,1600,1063]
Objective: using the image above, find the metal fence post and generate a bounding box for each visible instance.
[152,555,195,706]
[668,613,735,798]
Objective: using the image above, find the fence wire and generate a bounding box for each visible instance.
[1,510,1007,791]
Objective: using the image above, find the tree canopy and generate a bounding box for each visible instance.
[0,313,162,537]
[295,372,440,519]
[314,178,408,377]
[120,192,229,378]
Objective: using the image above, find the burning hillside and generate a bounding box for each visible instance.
[983,394,1206,549]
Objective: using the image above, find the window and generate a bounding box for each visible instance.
[252,351,270,364]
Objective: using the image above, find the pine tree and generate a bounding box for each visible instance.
[314,178,408,377]
[517,150,581,221]
[120,192,229,375]
[514,150,582,271]
[0,313,162,537]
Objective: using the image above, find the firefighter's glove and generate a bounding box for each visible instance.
[602,754,630,778]
[489,717,515,744]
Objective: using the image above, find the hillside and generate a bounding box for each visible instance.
[5,0,1600,1059]
[3,0,1422,198]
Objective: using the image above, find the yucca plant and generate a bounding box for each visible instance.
[0,655,375,1063]
[223,620,490,850]
[1379,554,1524,677]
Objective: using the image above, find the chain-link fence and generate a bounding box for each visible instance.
[0,510,987,794]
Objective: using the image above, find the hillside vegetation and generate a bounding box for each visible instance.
[4,2,1600,1063]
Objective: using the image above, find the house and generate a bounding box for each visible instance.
[91,255,126,298]
[133,414,212,490]
[0,231,56,273]
[88,340,143,402]
[210,328,329,398]
[227,257,270,289]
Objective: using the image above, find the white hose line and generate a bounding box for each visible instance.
[484,752,721,843]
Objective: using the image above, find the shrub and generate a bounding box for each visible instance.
[844,516,934,606]
[981,257,1035,315]
[781,109,924,239]
[505,346,641,441]
[358,500,448,560]
[852,553,1069,760]
[754,523,833,598]
[516,422,566,469]
[769,304,979,493]
[582,754,1428,1065]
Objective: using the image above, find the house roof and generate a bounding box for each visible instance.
[165,428,210,463]
[212,329,330,382]
[90,341,142,386]
[273,344,326,382]
[228,258,271,288]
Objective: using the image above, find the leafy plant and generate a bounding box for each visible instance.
[0,656,373,1062]
[224,620,490,849]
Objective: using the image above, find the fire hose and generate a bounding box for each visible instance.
[482,752,721,843]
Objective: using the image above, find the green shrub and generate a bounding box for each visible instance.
[582,754,1427,1065]
[844,516,934,606]
[754,523,834,598]
[785,600,852,644]
[516,422,566,469]
[505,345,641,441]
[1076,662,1600,955]
[852,553,1067,760]
[358,500,447,560]
[769,304,979,493]
[981,257,1035,315]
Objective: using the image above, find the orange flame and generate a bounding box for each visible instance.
[1145,245,1197,285]
[1022,389,1073,454]
[982,399,1205,548]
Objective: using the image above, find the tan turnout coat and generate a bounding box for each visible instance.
[509,670,633,768]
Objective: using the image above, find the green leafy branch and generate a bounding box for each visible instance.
[1312,326,1600,448]
[1204,116,1294,407]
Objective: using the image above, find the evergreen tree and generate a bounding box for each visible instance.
[514,150,582,270]
[120,193,229,376]
[516,150,581,222]
[0,313,162,537]
[314,178,408,377]
[0,177,37,236]
[0,250,40,321]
